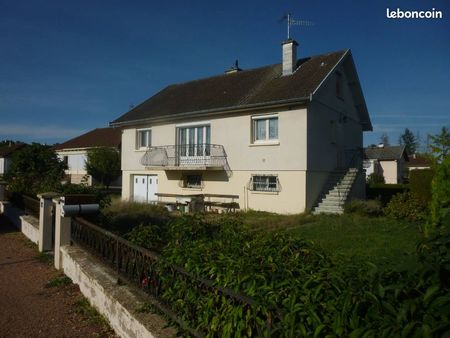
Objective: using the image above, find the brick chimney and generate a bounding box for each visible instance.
[282,39,298,76]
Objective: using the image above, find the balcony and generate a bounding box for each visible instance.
[140,144,230,172]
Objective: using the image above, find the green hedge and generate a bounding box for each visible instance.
[409,169,434,205]
[366,184,409,206]
[128,215,450,337]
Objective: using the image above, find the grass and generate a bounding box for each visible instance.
[46,275,72,288]
[74,297,110,328]
[289,214,421,267]
[229,210,422,268]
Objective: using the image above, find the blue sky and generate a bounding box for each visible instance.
[0,0,449,147]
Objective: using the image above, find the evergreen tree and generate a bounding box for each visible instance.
[399,128,417,154]
[429,126,450,162]
[380,133,390,146]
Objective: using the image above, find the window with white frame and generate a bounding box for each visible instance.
[250,175,280,192]
[137,129,151,149]
[252,115,278,143]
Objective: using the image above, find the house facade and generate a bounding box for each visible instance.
[364,145,409,184]
[54,128,122,186]
[111,40,372,213]
[0,143,25,176]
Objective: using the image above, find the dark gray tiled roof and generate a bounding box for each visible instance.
[364,146,408,161]
[112,50,348,125]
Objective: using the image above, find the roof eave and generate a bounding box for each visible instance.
[109,97,309,127]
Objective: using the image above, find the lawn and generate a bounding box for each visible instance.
[235,211,422,268]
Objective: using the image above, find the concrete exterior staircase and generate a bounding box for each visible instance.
[312,168,359,215]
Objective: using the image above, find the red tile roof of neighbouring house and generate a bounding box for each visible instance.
[110,49,372,131]
[407,155,432,167]
[53,127,121,151]
[0,143,26,158]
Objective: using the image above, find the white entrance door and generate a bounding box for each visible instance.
[133,175,158,203]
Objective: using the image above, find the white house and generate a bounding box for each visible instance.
[110,39,372,214]
[0,143,25,176]
[54,128,122,186]
[364,145,409,184]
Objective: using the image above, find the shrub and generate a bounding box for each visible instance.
[430,155,450,229]
[384,192,427,222]
[153,215,450,337]
[366,183,409,206]
[367,172,385,184]
[409,169,434,205]
[126,223,168,251]
[344,199,382,217]
[100,200,169,234]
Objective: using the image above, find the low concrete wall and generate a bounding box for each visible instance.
[60,245,176,338]
[0,201,39,244]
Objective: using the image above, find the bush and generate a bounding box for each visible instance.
[430,156,450,229]
[99,200,169,235]
[366,183,409,206]
[154,215,450,337]
[367,172,385,184]
[409,169,434,205]
[384,192,427,222]
[126,223,168,251]
[344,199,382,217]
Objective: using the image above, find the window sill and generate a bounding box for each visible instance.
[250,190,280,195]
[181,187,203,191]
[135,148,150,152]
[249,141,280,147]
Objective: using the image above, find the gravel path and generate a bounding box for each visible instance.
[0,215,116,338]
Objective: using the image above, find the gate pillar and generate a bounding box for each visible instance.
[37,192,58,252]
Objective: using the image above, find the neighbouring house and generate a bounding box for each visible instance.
[0,143,26,176]
[53,127,122,186]
[407,154,432,171]
[364,145,409,184]
[110,39,372,214]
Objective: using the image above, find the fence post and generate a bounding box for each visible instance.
[37,192,58,252]
[53,196,71,270]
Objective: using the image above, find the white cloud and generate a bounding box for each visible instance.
[0,124,86,140]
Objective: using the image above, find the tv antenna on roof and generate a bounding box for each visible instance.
[279,13,314,39]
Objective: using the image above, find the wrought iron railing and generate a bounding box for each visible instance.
[71,217,267,337]
[140,144,229,169]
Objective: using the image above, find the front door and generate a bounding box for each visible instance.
[133,175,158,203]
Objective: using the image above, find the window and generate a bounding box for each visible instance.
[183,174,202,188]
[252,116,278,143]
[62,156,68,165]
[250,175,280,192]
[330,120,337,144]
[177,125,210,156]
[137,129,151,149]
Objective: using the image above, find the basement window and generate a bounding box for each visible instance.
[183,174,203,189]
[249,175,280,192]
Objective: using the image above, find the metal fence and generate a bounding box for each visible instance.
[70,217,263,337]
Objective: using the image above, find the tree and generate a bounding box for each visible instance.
[380,133,390,146]
[5,143,67,195]
[429,126,450,162]
[85,147,121,189]
[399,128,417,155]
